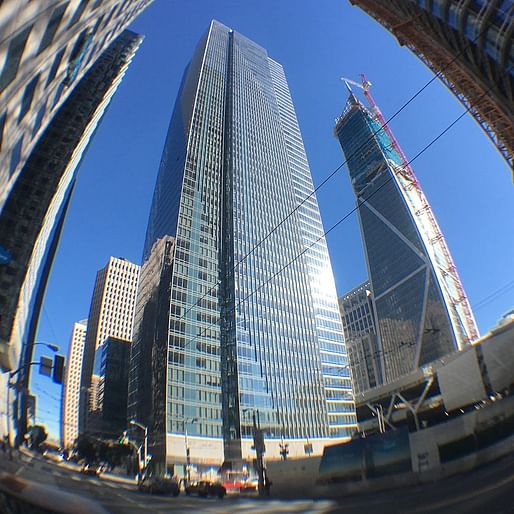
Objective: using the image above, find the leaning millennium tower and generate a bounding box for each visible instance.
[133,20,356,472]
[349,0,514,174]
[334,80,479,384]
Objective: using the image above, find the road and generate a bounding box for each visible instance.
[2,450,514,513]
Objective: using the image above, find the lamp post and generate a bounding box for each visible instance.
[184,417,198,484]
[242,408,265,496]
[130,419,148,476]
[15,342,60,447]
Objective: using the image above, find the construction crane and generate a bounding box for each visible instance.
[339,74,479,346]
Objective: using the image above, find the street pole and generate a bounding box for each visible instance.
[185,426,190,483]
[253,411,265,497]
[184,417,197,484]
[129,420,148,477]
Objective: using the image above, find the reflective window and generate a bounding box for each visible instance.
[0,26,32,92]
[9,137,23,177]
[19,74,39,121]
[38,4,67,54]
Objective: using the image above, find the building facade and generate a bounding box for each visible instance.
[94,336,131,438]
[128,235,175,466]
[349,0,514,172]
[0,30,143,442]
[338,282,382,395]
[79,257,139,435]
[0,0,153,214]
[335,88,478,384]
[139,20,355,471]
[61,319,87,448]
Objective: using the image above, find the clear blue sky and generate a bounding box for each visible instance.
[34,0,513,440]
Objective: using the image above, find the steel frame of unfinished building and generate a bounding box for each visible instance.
[349,0,514,174]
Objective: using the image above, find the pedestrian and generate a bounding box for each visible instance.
[263,469,272,496]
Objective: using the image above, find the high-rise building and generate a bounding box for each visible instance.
[94,336,131,438]
[0,30,143,442]
[348,0,514,172]
[61,319,87,448]
[136,20,355,472]
[338,282,382,395]
[0,0,153,213]
[79,257,139,435]
[334,86,479,384]
[128,236,175,468]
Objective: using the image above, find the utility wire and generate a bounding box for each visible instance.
[172,20,498,328]
[170,88,490,360]
[474,279,514,311]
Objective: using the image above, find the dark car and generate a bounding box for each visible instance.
[80,464,99,476]
[185,480,226,499]
[138,476,180,496]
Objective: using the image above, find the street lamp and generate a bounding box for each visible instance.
[184,417,198,483]
[129,419,148,475]
[33,342,60,353]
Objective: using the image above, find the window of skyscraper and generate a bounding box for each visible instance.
[46,48,66,86]
[38,5,67,54]
[68,0,90,28]
[0,26,33,92]
[9,137,23,177]
[19,75,39,122]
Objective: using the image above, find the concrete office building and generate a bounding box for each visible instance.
[0,0,153,213]
[136,20,355,473]
[335,86,478,384]
[94,336,131,438]
[338,282,382,395]
[0,30,143,442]
[128,236,175,468]
[0,0,152,441]
[79,257,139,435]
[61,319,87,448]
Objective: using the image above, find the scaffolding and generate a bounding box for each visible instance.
[343,74,480,350]
[350,0,514,175]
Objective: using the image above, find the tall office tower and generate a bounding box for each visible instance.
[79,257,139,435]
[0,0,153,213]
[348,0,514,172]
[338,282,381,395]
[0,30,143,442]
[335,85,479,384]
[61,320,87,448]
[139,20,355,472]
[128,236,175,468]
[94,336,131,438]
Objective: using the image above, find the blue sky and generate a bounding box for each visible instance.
[34,0,513,439]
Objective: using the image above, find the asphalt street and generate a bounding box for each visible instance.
[2,450,514,513]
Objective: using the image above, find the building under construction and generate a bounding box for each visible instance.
[349,0,514,174]
[334,76,479,384]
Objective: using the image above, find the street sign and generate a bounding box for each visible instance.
[39,356,53,377]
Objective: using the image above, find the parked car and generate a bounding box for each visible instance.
[138,476,180,496]
[185,480,226,498]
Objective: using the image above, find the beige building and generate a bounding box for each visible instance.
[79,257,139,434]
[61,320,87,448]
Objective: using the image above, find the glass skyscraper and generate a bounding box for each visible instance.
[349,0,513,172]
[136,20,355,470]
[335,90,478,384]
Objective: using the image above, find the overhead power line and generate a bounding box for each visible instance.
[170,87,491,359]
[171,21,498,328]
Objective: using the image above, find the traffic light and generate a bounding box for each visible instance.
[52,354,65,384]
